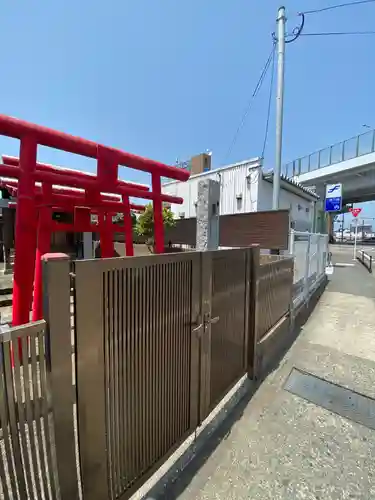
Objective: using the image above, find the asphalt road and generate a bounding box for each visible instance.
[328,245,375,299]
[333,243,375,256]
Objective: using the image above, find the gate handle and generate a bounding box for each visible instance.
[192,322,204,337]
[193,315,220,337]
[203,313,220,326]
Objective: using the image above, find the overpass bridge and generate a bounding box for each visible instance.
[283,129,375,204]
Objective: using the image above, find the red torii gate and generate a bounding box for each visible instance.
[0,115,189,327]
[0,177,147,321]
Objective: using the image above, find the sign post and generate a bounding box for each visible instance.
[353,219,358,260]
[349,207,362,259]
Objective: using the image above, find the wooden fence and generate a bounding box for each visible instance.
[256,257,294,340]
[165,210,290,250]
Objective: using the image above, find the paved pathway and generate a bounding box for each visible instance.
[161,247,375,499]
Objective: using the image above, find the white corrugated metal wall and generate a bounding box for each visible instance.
[162,159,260,218]
[162,157,316,232]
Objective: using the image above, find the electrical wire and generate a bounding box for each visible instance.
[223,43,276,165]
[300,0,375,15]
[261,46,275,159]
[300,30,375,36]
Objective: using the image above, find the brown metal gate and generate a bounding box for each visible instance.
[1,245,297,499]
[74,252,201,499]
[199,249,250,420]
[70,248,254,499]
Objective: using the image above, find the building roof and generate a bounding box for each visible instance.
[162,156,319,202]
[162,157,262,186]
[262,172,320,201]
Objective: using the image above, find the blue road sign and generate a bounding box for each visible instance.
[325,183,342,212]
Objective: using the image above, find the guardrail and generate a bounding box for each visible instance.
[356,249,373,273]
[283,129,375,179]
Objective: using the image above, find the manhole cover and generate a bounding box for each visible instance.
[284,368,375,430]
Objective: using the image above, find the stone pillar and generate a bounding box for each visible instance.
[83,232,94,259]
[196,179,220,251]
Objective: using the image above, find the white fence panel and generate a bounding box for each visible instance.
[289,230,328,308]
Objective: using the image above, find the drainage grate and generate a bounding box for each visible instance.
[284,368,375,430]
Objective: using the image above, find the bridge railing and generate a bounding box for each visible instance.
[283,129,375,179]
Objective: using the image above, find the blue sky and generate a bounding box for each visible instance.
[1,0,375,221]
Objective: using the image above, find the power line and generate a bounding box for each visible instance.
[223,44,276,165]
[300,30,375,36]
[301,0,375,15]
[261,47,275,159]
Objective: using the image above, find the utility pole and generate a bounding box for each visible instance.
[273,6,286,210]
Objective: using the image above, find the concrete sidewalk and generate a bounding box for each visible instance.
[162,253,375,499]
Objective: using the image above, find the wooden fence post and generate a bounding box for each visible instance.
[247,245,260,379]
